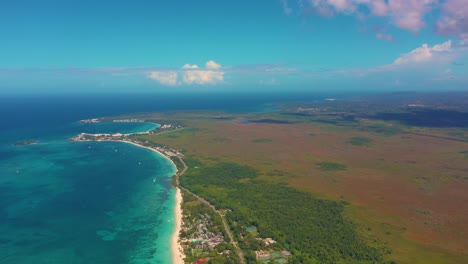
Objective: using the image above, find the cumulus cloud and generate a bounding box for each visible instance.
[148,71,178,86]
[436,0,468,41]
[182,64,199,69]
[320,40,459,77]
[182,70,224,85]
[363,0,387,16]
[321,0,355,12]
[393,40,452,65]
[182,60,224,84]
[289,0,468,37]
[206,60,222,69]
[386,0,436,32]
[148,60,224,86]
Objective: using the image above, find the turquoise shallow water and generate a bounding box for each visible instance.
[0,122,176,264]
[0,93,327,263]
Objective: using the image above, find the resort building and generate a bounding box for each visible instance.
[256,250,271,261]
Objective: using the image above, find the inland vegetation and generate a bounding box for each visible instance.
[181,159,383,263]
[134,93,468,264]
[347,137,373,146]
[317,162,347,172]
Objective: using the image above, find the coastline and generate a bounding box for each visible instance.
[114,140,185,264]
[172,187,184,264]
[116,140,178,168]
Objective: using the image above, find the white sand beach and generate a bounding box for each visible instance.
[117,140,178,168]
[114,140,185,263]
[172,187,185,264]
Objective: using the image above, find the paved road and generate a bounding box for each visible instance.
[73,134,245,263]
[174,156,245,264]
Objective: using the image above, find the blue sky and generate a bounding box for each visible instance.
[1,0,467,93]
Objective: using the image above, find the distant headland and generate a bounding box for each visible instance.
[14,140,38,146]
[80,118,145,124]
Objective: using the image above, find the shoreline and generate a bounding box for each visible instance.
[172,187,184,264]
[111,140,185,264]
[115,140,178,169]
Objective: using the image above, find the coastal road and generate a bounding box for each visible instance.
[174,156,245,264]
[72,133,245,264]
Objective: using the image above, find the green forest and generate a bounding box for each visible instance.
[180,193,240,264]
[180,158,385,263]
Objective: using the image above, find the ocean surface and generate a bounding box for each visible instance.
[0,93,330,263]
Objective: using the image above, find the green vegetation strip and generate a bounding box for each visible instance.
[181,159,382,263]
[317,162,347,172]
[348,137,373,146]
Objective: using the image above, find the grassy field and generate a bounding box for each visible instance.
[134,108,468,263]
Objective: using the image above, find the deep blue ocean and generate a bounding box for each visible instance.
[0,93,331,263]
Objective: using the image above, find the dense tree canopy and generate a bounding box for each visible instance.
[181,158,383,263]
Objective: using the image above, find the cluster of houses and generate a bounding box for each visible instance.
[80,118,148,124]
[70,133,126,142]
[255,250,292,263]
[181,214,225,252]
[156,123,184,133]
[160,124,174,129]
[295,107,327,113]
[70,134,182,159]
[187,234,225,251]
[80,118,100,123]
[256,237,277,246]
[112,119,143,122]
[245,226,292,263]
[154,145,179,157]
[78,118,184,136]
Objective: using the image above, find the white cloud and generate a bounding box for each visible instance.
[296,0,437,32]
[326,0,355,12]
[182,70,224,85]
[393,40,452,65]
[182,60,224,84]
[182,64,199,69]
[386,0,437,32]
[432,40,452,52]
[148,60,224,86]
[206,60,222,69]
[148,71,178,86]
[368,0,387,16]
[436,0,468,39]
